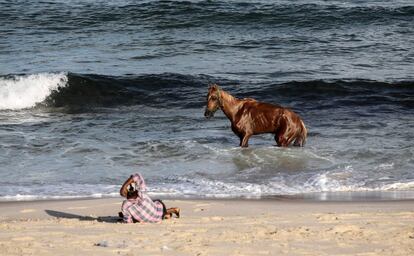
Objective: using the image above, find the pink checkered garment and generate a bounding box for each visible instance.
[121,173,164,223]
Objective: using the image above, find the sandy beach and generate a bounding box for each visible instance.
[0,198,413,256]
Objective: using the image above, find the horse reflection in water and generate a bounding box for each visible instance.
[204,84,307,147]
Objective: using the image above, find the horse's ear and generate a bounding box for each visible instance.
[208,83,217,90]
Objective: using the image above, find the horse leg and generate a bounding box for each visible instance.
[237,133,244,147]
[274,134,281,146]
[293,136,303,147]
[276,135,288,147]
[285,134,296,147]
[276,126,296,147]
[231,125,244,147]
[235,133,244,147]
[240,133,252,148]
[293,121,306,147]
[275,122,288,147]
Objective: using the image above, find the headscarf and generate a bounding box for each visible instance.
[131,172,146,200]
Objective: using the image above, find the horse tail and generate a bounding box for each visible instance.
[294,119,307,147]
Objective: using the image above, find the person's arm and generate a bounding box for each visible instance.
[120,176,134,198]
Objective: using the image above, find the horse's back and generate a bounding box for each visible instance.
[241,100,303,124]
[242,100,283,112]
[238,100,284,133]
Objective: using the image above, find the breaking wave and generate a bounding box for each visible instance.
[0,73,67,110]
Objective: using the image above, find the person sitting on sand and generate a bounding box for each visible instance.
[119,173,180,223]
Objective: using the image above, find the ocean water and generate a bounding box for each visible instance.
[0,0,413,201]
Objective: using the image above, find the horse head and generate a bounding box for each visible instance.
[204,84,222,118]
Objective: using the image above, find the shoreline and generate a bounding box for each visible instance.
[2,190,414,204]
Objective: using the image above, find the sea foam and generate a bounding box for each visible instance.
[0,72,67,110]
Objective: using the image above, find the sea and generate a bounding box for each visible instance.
[0,0,413,201]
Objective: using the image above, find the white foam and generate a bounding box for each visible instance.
[1,177,414,202]
[377,163,394,170]
[0,72,68,110]
[381,181,414,190]
[158,174,414,198]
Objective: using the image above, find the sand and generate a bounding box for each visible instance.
[0,197,413,255]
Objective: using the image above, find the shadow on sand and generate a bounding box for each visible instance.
[45,210,121,223]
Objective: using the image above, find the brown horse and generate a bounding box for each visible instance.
[204,84,307,147]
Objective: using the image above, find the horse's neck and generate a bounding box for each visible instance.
[219,90,241,122]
